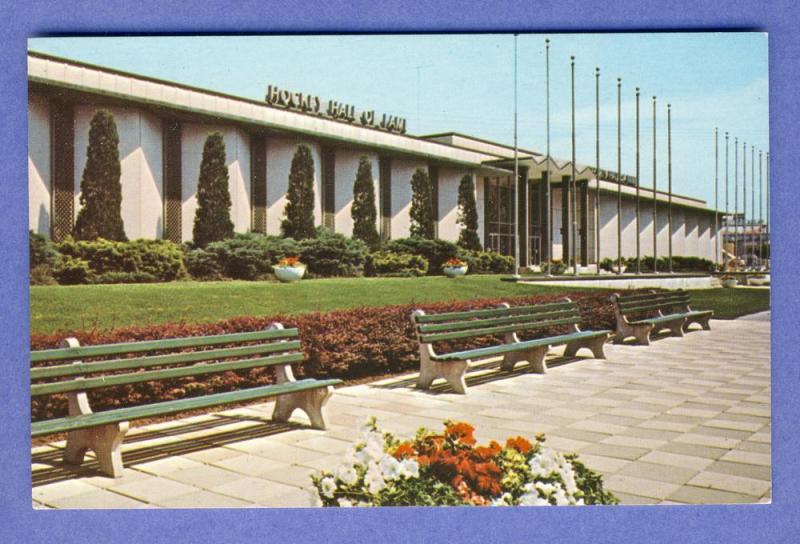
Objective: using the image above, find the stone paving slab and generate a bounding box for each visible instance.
[32,311,771,508]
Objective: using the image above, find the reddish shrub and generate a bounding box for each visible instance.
[30,291,622,421]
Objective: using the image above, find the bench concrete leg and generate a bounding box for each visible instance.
[633,325,652,346]
[564,336,607,359]
[418,359,468,394]
[667,320,686,337]
[502,346,547,374]
[64,422,129,478]
[273,385,333,430]
[684,315,712,332]
[416,342,468,394]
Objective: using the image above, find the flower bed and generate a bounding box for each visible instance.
[310,419,618,506]
[30,291,619,422]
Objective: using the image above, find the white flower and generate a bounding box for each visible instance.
[519,492,551,506]
[336,464,358,486]
[364,461,386,494]
[308,486,323,507]
[535,482,556,496]
[380,455,401,480]
[337,497,354,507]
[399,458,420,479]
[491,492,514,506]
[320,476,337,499]
[553,486,569,506]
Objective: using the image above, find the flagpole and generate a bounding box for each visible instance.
[751,145,755,270]
[595,67,601,275]
[668,105,674,273]
[766,151,770,270]
[758,149,763,268]
[635,87,641,274]
[734,137,738,261]
[652,95,658,273]
[513,34,520,278]
[743,142,747,266]
[714,128,718,267]
[545,38,552,276]
[617,78,622,275]
[571,55,578,275]
[725,132,729,267]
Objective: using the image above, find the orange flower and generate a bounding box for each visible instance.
[392,442,417,459]
[444,257,466,267]
[444,422,476,445]
[474,441,501,460]
[277,256,301,267]
[506,436,533,454]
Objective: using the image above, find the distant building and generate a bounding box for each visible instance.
[28,51,720,266]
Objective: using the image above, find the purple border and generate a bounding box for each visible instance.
[1,2,797,542]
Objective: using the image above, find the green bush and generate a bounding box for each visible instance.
[548,261,567,275]
[184,248,224,280]
[366,251,429,277]
[29,231,60,284]
[193,132,234,247]
[53,256,92,285]
[92,271,159,284]
[299,228,368,277]
[385,238,461,275]
[57,238,185,283]
[463,251,514,274]
[203,233,300,280]
[623,256,714,273]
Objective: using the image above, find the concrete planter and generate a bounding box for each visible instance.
[721,278,738,288]
[274,265,306,283]
[443,265,468,278]
[611,265,627,274]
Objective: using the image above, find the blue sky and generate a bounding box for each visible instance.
[29,33,768,215]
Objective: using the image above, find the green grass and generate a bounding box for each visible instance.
[685,288,771,319]
[30,275,586,335]
[29,276,770,336]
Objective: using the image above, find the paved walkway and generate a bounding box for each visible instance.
[32,312,771,508]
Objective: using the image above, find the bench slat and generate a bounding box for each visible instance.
[31,352,304,396]
[31,378,341,437]
[617,290,687,302]
[419,316,580,343]
[618,292,688,305]
[413,301,575,324]
[619,301,687,315]
[417,308,580,334]
[629,314,686,326]
[31,340,302,381]
[433,330,610,361]
[31,329,299,363]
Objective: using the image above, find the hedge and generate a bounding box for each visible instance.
[30,291,618,422]
[56,238,186,283]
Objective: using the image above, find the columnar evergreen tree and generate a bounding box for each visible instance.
[74,110,127,241]
[351,156,380,249]
[456,174,481,250]
[192,132,234,247]
[409,167,434,239]
[281,145,317,240]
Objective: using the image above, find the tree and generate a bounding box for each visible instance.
[456,174,481,250]
[409,167,434,239]
[74,110,127,241]
[281,145,317,240]
[193,132,234,247]
[351,156,380,249]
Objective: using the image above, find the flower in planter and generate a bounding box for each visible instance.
[275,255,304,268]
[443,257,467,268]
[309,418,618,507]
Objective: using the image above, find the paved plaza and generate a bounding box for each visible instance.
[32,312,771,508]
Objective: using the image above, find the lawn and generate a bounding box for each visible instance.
[29,276,770,336]
[30,275,586,335]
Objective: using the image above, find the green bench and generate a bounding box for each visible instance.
[411,298,611,394]
[609,290,713,345]
[31,324,341,478]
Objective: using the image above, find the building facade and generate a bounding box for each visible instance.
[28,52,720,267]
